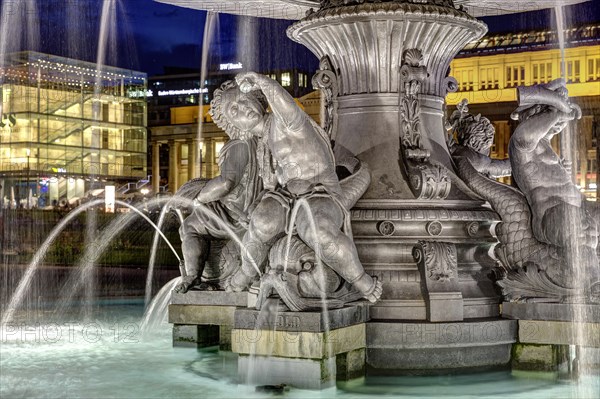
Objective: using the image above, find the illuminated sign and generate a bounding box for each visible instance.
[219,62,243,71]
[105,185,115,213]
[128,89,153,98]
[157,88,208,97]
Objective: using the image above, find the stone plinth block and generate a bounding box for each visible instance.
[168,304,236,327]
[232,323,366,360]
[336,348,366,381]
[503,302,600,323]
[234,303,370,333]
[238,355,336,390]
[367,319,517,370]
[414,241,464,322]
[518,320,600,347]
[170,291,248,307]
[511,344,562,372]
[173,324,219,348]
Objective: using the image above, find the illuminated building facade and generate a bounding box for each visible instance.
[447,23,600,200]
[0,52,147,208]
[148,66,314,193]
[149,24,599,201]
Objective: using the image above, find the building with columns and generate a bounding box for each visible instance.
[447,23,600,201]
[149,23,599,201]
[148,67,316,194]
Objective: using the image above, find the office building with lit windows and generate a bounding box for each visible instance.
[0,51,147,207]
[447,23,600,200]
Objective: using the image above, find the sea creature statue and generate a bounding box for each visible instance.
[449,81,600,303]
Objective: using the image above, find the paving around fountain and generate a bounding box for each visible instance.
[1,0,599,398]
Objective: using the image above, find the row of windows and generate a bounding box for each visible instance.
[268,72,309,88]
[455,57,600,92]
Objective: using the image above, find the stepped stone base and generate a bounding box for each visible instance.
[366,319,517,371]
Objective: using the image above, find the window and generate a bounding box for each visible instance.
[281,72,291,87]
[562,60,581,83]
[456,69,474,92]
[298,73,307,88]
[269,74,277,81]
[532,62,553,84]
[588,57,600,81]
[480,67,499,90]
[506,65,525,87]
[215,141,224,158]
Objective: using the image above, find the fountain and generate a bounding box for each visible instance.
[154,0,598,389]
[1,0,599,397]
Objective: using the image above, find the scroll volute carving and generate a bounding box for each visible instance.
[398,48,451,200]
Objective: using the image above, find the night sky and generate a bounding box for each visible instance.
[0,0,599,77]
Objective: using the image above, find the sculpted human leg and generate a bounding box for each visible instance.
[175,212,211,293]
[226,197,287,292]
[295,197,383,302]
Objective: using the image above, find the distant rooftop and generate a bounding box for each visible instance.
[0,51,146,89]
[457,23,600,56]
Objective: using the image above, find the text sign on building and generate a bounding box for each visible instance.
[219,62,243,71]
[157,88,208,97]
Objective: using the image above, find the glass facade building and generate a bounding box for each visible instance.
[0,52,147,207]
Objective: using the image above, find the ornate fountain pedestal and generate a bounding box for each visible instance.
[286,1,514,372]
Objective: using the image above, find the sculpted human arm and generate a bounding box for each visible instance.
[236,72,305,129]
[511,104,581,153]
[452,146,511,178]
[195,142,249,203]
[485,158,512,178]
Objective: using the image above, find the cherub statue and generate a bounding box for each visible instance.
[448,99,511,179]
[223,72,382,303]
[174,80,264,293]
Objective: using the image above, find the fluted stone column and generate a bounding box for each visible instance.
[152,142,161,194]
[187,139,199,181]
[168,140,180,193]
[204,138,215,178]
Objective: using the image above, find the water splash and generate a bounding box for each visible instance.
[194,202,262,276]
[55,198,178,314]
[140,277,180,335]
[145,205,171,307]
[554,5,575,174]
[196,12,219,178]
[1,200,105,325]
[115,200,181,263]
